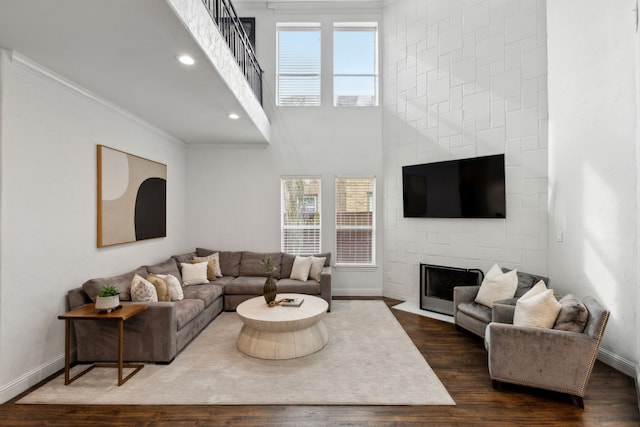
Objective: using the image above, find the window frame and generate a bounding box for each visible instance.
[333,22,379,107]
[276,23,322,107]
[281,177,322,254]
[335,177,376,266]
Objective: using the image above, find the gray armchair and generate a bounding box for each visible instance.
[453,269,549,338]
[484,295,609,408]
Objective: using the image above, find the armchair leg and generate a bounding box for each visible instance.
[571,395,584,409]
[491,380,502,390]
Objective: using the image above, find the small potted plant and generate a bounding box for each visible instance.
[95,285,120,313]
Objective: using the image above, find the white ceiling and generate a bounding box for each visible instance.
[0,0,268,145]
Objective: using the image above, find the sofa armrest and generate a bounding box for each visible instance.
[453,285,480,317]
[320,266,332,311]
[492,302,516,324]
[486,322,599,396]
[73,302,177,363]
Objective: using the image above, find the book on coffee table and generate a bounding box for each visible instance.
[281,297,304,307]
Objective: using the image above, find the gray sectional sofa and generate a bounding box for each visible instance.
[67,249,332,364]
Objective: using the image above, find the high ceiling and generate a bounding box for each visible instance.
[0,0,269,145]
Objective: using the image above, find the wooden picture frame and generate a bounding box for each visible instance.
[97,145,167,247]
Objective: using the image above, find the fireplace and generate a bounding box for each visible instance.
[420,264,483,315]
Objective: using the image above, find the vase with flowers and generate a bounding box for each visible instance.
[261,255,277,304]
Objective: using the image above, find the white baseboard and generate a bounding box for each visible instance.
[0,353,67,404]
[636,364,640,410]
[332,288,383,297]
[597,347,637,378]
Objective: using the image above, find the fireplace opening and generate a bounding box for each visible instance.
[420,264,483,315]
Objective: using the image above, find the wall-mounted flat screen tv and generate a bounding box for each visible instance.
[402,154,506,219]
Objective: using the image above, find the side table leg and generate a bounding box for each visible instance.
[64,319,71,385]
[118,318,124,385]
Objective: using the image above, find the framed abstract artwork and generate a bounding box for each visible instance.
[97,145,167,247]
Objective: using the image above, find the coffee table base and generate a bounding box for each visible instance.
[237,320,328,360]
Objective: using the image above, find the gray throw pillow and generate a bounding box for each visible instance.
[553,294,589,333]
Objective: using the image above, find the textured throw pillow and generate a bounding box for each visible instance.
[475,264,518,308]
[147,274,171,302]
[192,255,219,281]
[309,256,326,281]
[180,262,208,286]
[157,274,183,301]
[513,289,562,328]
[290,256,313,281]
[518,280,547,300]
[553,294,589,333]
[130,274,158,302]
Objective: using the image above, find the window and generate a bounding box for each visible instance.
[333,23,378,107]
[277,23,321,106]
[335,178,375,264]
[281,178,321,253]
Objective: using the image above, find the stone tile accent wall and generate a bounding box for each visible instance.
[382,0,548,302]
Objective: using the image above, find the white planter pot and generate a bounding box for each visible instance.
[95,295,120,312]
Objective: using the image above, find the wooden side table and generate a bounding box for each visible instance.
[58,303,148,386]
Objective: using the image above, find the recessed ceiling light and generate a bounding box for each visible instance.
[228,113,240,120]
[177,55,195,65]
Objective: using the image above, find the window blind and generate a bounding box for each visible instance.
[281,178,321,254]
[335,178,375,264]
[277,24,321,106]
[333,23,378,107]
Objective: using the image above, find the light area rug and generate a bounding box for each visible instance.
[19,300,455,406]
[393,301,455,324]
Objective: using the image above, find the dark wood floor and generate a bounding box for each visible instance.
[2,297,638,426]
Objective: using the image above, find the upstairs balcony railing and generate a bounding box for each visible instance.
[202,0,263,105]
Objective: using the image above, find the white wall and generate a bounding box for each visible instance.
[382,0,549,303]
[0,50,188,403]
[547,1,638,369]
[186,5,384,296]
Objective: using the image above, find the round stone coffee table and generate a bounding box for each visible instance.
[236,293,329,360]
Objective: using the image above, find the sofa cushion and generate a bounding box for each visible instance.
[553,294,589,333]
[196,248,242,277]
[291,256,313,281]
[131,274,158,302]
[281,253,296,278]
[157,274,183,301]
[147,258,182,284]
[172,252,196,272]
[457,302,492,323]
[181,262,208,286]
[82,266,148,302]
[275,278,321,295]
[513,289,562,329]
[147,274,171,302]
[240,251,283,279]
[309,256,326,281]
[502,268,550,298]
[475,264,518,307]
[224,276,267,295]
[192,254,219,280]
[174,298,205,330]
[182,283,223,307]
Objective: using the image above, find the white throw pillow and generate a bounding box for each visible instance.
[513,289,562,328]
[130,274,158,302]
[180,262,208,286]
[290,256,313,281]
[518,280,547,300]
[309,256,326,281]
[474,264,518,308]
[157,274,184,301]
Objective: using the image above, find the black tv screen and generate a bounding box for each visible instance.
[402,154,506,219]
